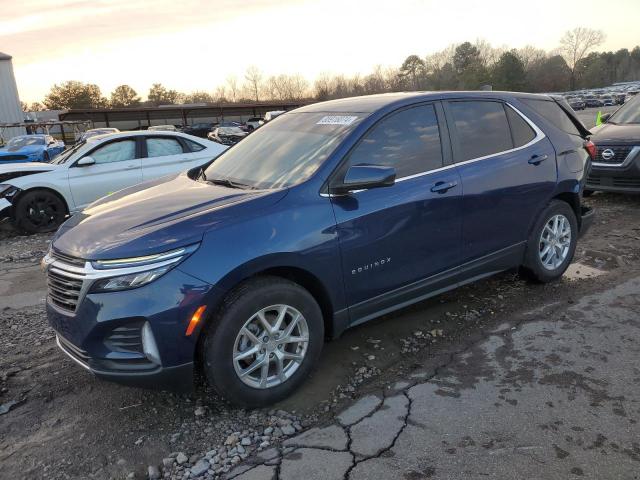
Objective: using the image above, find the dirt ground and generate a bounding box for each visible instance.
[1,191,639,479]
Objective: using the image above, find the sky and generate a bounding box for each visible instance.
[1,0,638,103]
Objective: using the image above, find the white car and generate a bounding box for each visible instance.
[0,131,226,233]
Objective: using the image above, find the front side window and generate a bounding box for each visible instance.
[450,101,513,161]
[345,104,443,178]
[89,139,136,164]
[146,137,184,157]
[203,112,363,189]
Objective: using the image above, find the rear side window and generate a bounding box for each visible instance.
[346,104,443,178]
[521,99,582,136]
[146,137,184,157]
[449,101,513,161]
[185,139,205,152]
[505,106,536,147]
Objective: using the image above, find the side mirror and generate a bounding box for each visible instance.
[77,156,95,166]
[600,113,611,123]
[331,165,396,195]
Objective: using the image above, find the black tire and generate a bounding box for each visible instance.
[582,189,594,197]
[43,151,50,163]
[13,189,67,234]
[202,276,324,407]
[521,200,578,283]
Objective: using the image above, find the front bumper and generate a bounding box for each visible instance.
[46,260,220,391]
[586,146,640,193]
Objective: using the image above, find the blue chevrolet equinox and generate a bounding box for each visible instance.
[44,92,595,406]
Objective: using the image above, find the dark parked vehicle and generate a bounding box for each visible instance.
[182,122,215,138]
[569,98,585,110]
[44,92,594,406]
[586,94,640,194]
[585,97,604,108]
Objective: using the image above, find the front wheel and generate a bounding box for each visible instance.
[202,276,324,407]
[522,200,578,283]
[13,189,67,234]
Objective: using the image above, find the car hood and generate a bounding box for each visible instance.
[52,173,287,260]
[0,162,60,181]
[590,123,640,145]
[0,144,43,155]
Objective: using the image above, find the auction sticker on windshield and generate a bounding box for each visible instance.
[317,115,358,125]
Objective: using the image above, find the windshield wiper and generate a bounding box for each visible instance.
[206,177,251,189]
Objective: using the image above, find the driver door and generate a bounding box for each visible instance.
[67,137,143,210]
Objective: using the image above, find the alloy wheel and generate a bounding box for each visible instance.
[232,304,309,389]
[539,214,572,270]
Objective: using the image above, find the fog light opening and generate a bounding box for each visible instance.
[141,322,161,365]
[186,305,207,336]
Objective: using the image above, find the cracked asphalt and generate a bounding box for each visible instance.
[227,275,640,480]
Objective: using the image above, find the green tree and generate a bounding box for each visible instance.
[110,85,141,107]
[43,81,108,110]
[399,55,427,90]
[183,91,214,103]
[453,42,487,89]
[526,55,571,92]
[147,83,180,105]
[491,50,527,91]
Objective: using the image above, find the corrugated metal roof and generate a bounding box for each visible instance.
[0,52,12,61]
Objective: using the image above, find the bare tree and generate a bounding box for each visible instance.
[213,85,227,102]
[559,27,605,89]
[226,75,239,102]
[244,66,263,102]
[517,45,547,71]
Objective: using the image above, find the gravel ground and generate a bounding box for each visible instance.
[0,192,639,479]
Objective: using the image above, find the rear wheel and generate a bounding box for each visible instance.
[202,276,324,407]
[13,189,67,234]
[522,200,578,283]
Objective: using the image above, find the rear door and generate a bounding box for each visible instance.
[141,136,210,180]
[330,103,463,322]
[444,99,557,267]
[68,137,143,209]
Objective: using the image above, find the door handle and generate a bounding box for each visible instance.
[430,180,458,193]
[528,154,549,165]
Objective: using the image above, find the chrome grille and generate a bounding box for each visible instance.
[595,145,632,164]
[46,255,87,313]
[51,250,86,267]
[57,335,90,365]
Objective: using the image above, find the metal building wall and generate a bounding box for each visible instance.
[0,52,26,142]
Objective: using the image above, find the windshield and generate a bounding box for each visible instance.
[609,96,640,124]
[7,136,44,148]
[203,112,363,189]
[50,141,86,164]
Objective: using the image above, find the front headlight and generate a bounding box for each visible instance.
[90,265,172,292]
[88,244,199,293]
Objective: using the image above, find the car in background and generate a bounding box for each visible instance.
[569,98,585,110]
[41,91,594,406]
[148,125,180,132]
[245,117,263,131]
[584,97,604,108]
[601,96,615,107]
[208,122,248,145]
[182,122,215,138]
[0,131,226,233]
[264,110,285,122]
[586,94,640,194]
[0,134,65,163]
[79,128,120,142]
